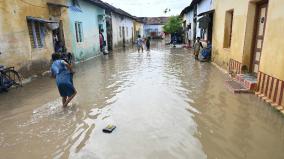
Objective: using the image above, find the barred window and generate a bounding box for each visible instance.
[75,21,83,42]
[27,20,45,48]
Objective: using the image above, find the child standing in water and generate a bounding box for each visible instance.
[193,37,203,60]
[51,53,77,107]
[146,36,151,51]
[136,35,144,53]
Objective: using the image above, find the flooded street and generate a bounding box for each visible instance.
[1,41,284,159]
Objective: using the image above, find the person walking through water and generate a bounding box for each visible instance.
[51,53,77,107]
[193,37,203,60]
[136,35,144,53]
[146,36,151,51]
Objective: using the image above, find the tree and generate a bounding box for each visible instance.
[163,16,183,34]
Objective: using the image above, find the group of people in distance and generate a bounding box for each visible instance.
[136,35,151,53]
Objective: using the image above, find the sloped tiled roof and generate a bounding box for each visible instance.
[85,0,135,20]
[180,0,201,16]
[139,17,169,25]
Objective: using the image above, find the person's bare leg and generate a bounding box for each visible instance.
[62,97,67,107]
[63,90,77,107]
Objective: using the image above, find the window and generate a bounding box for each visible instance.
[223,10,234,48]
[27,20,45,48]
[126,27,128,37]
[75,21,83,42]
[119,26,122,38]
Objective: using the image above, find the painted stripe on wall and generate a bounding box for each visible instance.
[229,58,242,74]
[268,78,274,99]
[257,71,284,108]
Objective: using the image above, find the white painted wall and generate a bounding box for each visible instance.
[181,0,213,43]
[139,24,144,38]
[144,24,164,38]
[196,0,213,38]
[111,13,134,48]
[183,10,194,41]
[197,0,213,15]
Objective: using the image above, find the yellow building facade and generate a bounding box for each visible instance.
[212,0,284,109]
[134,20,144,38]
[0,0,71,77]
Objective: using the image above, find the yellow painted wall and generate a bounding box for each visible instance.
[260,0,284,80]
[0,0,70,77]
[212,0,249,69]
[134,21,143,38]
[212,0,284,81]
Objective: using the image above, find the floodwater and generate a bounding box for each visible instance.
[1,41,284,159]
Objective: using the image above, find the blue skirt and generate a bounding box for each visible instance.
[56,71,75,97]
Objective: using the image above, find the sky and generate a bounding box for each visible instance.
[101,0,191,17]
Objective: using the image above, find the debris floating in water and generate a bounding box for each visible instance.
[103,125,116,133]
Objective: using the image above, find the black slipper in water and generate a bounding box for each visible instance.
[103,125,116,133]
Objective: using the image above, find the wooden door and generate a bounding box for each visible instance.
[252,3,268,75]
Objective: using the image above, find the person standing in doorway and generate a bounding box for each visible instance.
[193,37,203,60]
[99,29,105,53]
[136,35,144,53]
[51,53,77,107]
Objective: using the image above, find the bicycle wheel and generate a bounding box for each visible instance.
[3,69,22,87]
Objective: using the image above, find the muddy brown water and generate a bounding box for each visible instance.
[1,41,284,159]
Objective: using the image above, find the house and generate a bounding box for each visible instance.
[180,0,214,46]
[133,17,144,39]
[140,17,168,39]
[67,0,107,62]
[0,0,70,77]
[212,0,284,112]
[111,9,135,48]
[101,2,136,49]
[180,4,194,45]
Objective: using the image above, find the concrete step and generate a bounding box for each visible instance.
[235,74,257,91]
[225,80,253,93]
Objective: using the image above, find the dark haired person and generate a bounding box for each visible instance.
[136,35,144,53]
[193,37,203,60]
[146,36,151,51]
[51,53,77,107]
[99,29,105,53]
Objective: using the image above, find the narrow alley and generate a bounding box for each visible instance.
[0,41,284,159]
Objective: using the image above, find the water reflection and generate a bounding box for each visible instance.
[0,41,284,159]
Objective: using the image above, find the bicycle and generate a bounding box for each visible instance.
[0,54,22,92]
[0,65,23,92]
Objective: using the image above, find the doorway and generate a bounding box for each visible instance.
[207,13,214,43]
[106,21,112,51]
[122,26,126,47]
[251,1,268,75]
[106,13,113,51]
[52,20,65,52]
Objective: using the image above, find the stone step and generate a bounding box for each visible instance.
[235,74,257,91]
[225,80,253,93]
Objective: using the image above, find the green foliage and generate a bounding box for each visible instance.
[163,16,183,34]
